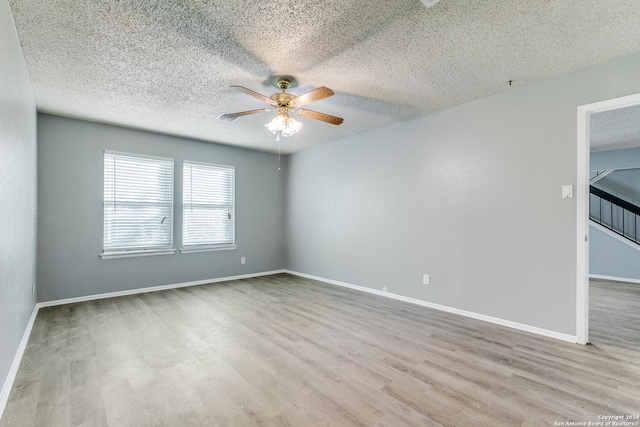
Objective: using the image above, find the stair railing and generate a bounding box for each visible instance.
[590,185,640,245]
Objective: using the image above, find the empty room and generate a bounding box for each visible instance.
[2,0,640,426]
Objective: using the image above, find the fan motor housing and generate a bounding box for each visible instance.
[270,92,295,107]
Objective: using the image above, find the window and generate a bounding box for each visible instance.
[102,151,174,258]
[182,161,235,252]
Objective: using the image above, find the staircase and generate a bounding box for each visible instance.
[590,185,640,245]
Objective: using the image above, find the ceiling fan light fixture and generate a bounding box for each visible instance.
[266,111,302,141]
[222,77,341,143]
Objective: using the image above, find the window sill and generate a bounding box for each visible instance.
[100,249,176,259]
[181,245,237,254]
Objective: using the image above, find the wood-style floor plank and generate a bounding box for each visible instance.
[2,274,639,426]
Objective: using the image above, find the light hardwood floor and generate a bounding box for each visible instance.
[1,274,639,426]
[589,278,640,363]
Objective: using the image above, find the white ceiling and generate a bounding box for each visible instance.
[591,104,640,152]
[9,0,640,154]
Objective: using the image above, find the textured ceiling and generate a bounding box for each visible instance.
[591,104,640,152]
[9,0,640,154]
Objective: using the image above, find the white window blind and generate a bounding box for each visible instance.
[183,161,235,250]
[103,151,174,254]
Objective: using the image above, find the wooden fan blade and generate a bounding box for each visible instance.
[231,86,278,106]
[217,109,272,122]
[296,109,343,125]
[289,86,334,108]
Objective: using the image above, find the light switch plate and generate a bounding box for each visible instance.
[562,185,574,199]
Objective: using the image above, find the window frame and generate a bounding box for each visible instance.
[100,150,176,259]
[181,160,236,253]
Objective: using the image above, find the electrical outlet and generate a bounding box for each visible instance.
[423,274,430,285]
[241,257,246,265]
[382,286,387,292]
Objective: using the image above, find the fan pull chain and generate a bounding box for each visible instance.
[278,138,281,171]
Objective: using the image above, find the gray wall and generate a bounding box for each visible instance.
[0,0,37,401]
[38,114,285,301]
[590,225,640,281]
[285,51,640,336]
[590,147,640,281]
[591,146,640,171]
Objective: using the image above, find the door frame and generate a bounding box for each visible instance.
[576,92,640,344]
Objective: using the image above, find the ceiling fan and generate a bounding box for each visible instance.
[218,78,343,140]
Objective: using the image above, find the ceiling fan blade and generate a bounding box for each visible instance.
[289,86,334,108]
[217,109,272,122]
[296,109,343,125]
[231,86,277,106]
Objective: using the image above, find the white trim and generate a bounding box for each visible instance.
[576,104,590,345]
[38,270,285,308]
[285,270,577,344]
[590,221,640,251]
[100,249,176,259]
[576,92,640,346]
[590,274,640,285]
[578,93,640,115]
[0,305,39,419]
[180,245,237,253]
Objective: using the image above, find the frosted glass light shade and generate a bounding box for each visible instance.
[281,117,302,137]
[266,113,302,141]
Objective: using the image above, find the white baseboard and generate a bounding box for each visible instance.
[0,305,39,419]
[38,270,286,308]
[284,270,577,344]
[590,274,640,284]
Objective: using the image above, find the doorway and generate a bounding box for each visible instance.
[576,92,640,344]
